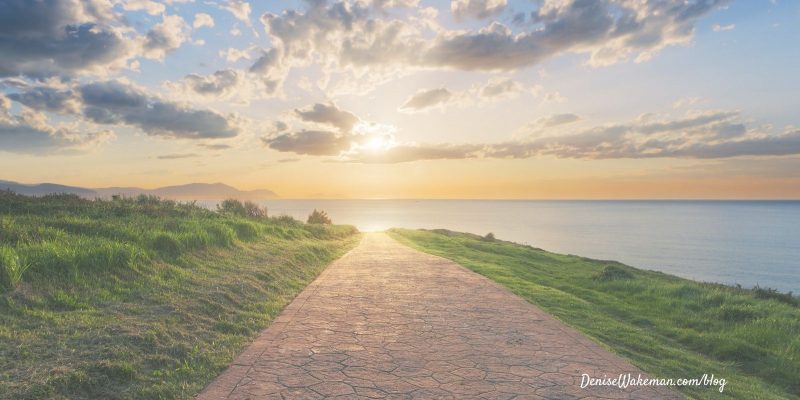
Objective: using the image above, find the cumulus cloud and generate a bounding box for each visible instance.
[7,86,81,114]
[220,0,252,26]
[0,0,131,79]
[0,104,113,154]
[451,0,507,21]
[262,103,397,157]
[122,0,166,15]
[6,80,241,140]
[78,80,240,139]
[294,103,359,132]
[250,0,725,98]
[263,130,352,156]
[180,69,242,97]
[219,47,251,62]
[399,88,454,112]
[248,48,286,94]
[193,13,215,29]
[478,77,524,99]
[143,14,191,60]
[0,0,728,99]
[371,0,420,10]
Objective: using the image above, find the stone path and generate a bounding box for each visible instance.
[198,233,681,399]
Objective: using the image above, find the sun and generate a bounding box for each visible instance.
[365,136,389,152]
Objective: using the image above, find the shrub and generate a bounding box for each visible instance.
[307,209,332,225]
[0,246,28,291]
[243,201,267,219]
[482,232,496,241]
[752,285,798,307]
[594,265,634,281]
[216,199,247,217]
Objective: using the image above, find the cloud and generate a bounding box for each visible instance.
[398,78,538,112]
[501,110,799,160]
[263,130,352,156]
[198,143,232,150]
[156,153,200,159]
[251,0,725,98]
[526,113,582,131]
[261,102,399,157]
[347,143,485,163]
[78,80,240,139]
[122,0,166,15]
[478,77,524,99]
[451,0,507,21]
[219,47,251,62]
[193,13,215,29]
[5,80,242,140]
[294,103,359,132]
[713,23,735,32]
[371,0,420,10]
[220,0,252,26]
[181,69,242,97]
[143,14,191,60]
[248,48,286,94]
[0,105,113,154]
[7,86,81,114]
[399,88,454,112]
[0,0,132,79]
[262,103,800,163]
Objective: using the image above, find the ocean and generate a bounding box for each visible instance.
[252,200,800,293]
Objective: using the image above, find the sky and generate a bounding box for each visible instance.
[1,0,799,199]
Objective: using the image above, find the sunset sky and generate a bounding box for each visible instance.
[1,0,799,198]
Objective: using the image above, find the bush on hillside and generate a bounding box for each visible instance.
[217,199,247,216]
[307,209,332,225]
[244,201,267,219]
[217,199,268,219]
[752,285,798,307]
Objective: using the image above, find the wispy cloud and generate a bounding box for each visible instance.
[713,23,736,32]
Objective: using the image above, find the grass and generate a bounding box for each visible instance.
[0,191,360,399]
[388,228,800,400]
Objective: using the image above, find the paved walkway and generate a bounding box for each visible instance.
[198,233,681,399]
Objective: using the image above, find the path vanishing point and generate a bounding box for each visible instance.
[198,233,682,399]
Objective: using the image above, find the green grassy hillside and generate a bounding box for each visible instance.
[388,228,799,400]
[0,191,360,399]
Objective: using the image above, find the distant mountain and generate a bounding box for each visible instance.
[0,180,97,197]
[1,180,279,200]
[137,183,278,200]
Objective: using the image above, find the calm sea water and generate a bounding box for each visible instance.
[252,200,800,293]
